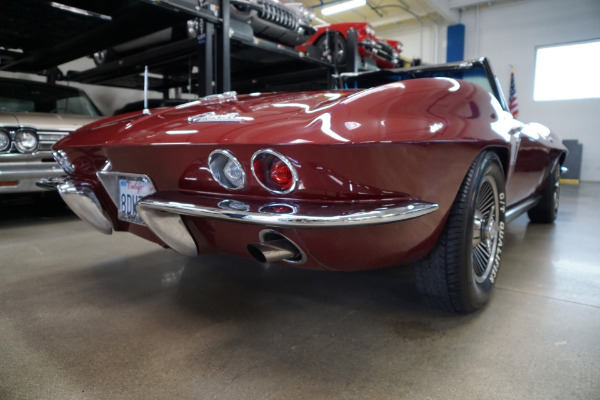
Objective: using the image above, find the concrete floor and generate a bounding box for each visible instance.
[0,184,599,400]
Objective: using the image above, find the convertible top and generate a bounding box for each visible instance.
[339,57,509,112]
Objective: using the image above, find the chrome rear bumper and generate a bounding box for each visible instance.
[137,191,439,228]
[36,178,113,235]
[136,191,438,257]
[37,178,439,258]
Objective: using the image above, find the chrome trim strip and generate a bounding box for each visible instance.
[36,177,66,190]
[137,196,439,228]
[1,166,64,179]
[505,197,540,223]
[177,91,238,110]
[0,153,56,159]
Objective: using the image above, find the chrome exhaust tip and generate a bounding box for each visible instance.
[247,230,306,264]
[247,239,298,263]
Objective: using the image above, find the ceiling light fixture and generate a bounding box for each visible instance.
[321,0,367,16]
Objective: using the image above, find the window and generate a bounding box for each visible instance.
[534,39,600,101]
[0,80,101,116]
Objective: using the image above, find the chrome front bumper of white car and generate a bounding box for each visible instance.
[1,162,66,193]
[37,178,439,258]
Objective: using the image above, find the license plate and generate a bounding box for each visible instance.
[117,175,155,225]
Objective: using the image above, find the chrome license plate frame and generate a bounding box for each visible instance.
[116,174,156,225]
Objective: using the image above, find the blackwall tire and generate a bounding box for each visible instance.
[528,163,560,224]
[413,151,506,313]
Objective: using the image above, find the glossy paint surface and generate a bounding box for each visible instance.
[54,78,566,270]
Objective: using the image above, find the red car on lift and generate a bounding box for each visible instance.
[297,22,402,69]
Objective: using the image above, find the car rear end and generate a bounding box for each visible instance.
[50,86,497,271]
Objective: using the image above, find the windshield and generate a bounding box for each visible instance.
[343,64,492,92]
[0,80,101,116]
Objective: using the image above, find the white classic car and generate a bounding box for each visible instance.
[0,77,102,193]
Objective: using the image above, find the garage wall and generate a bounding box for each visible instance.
[460,0,600,182]
[379,0,600,182]
[377,19,446,64]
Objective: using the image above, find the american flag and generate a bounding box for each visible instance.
[509,69,519,118]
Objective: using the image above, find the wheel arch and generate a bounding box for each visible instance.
[484,146,509,178]
[558,150,567,166]
[316,29,346,43]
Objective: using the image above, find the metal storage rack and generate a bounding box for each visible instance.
[65,0,361,96]
[0,0,361,96]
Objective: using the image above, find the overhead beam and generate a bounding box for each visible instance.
[449,0,509,9]
[424,0,460,24]
[369,13,424,29]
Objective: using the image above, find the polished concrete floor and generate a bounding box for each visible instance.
[1,184,599,400]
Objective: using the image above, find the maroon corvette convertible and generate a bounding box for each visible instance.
[41,58,566,313]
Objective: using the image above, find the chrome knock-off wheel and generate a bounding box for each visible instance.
[472,177,501,284]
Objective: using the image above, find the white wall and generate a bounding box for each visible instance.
[377,0,600,181]
[377,19,447,64]
[460,0,600,182]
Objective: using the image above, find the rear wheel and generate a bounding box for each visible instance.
[528,163,560,223]
[413,151,506,313]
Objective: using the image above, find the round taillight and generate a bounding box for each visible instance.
[251,149,297,194]
[208,149,246,190]
[269,159,293,190]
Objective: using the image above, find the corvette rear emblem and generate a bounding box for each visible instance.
[187,112,253,123]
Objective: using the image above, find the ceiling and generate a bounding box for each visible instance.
[304,0,452,28]
[302,0,514,29]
